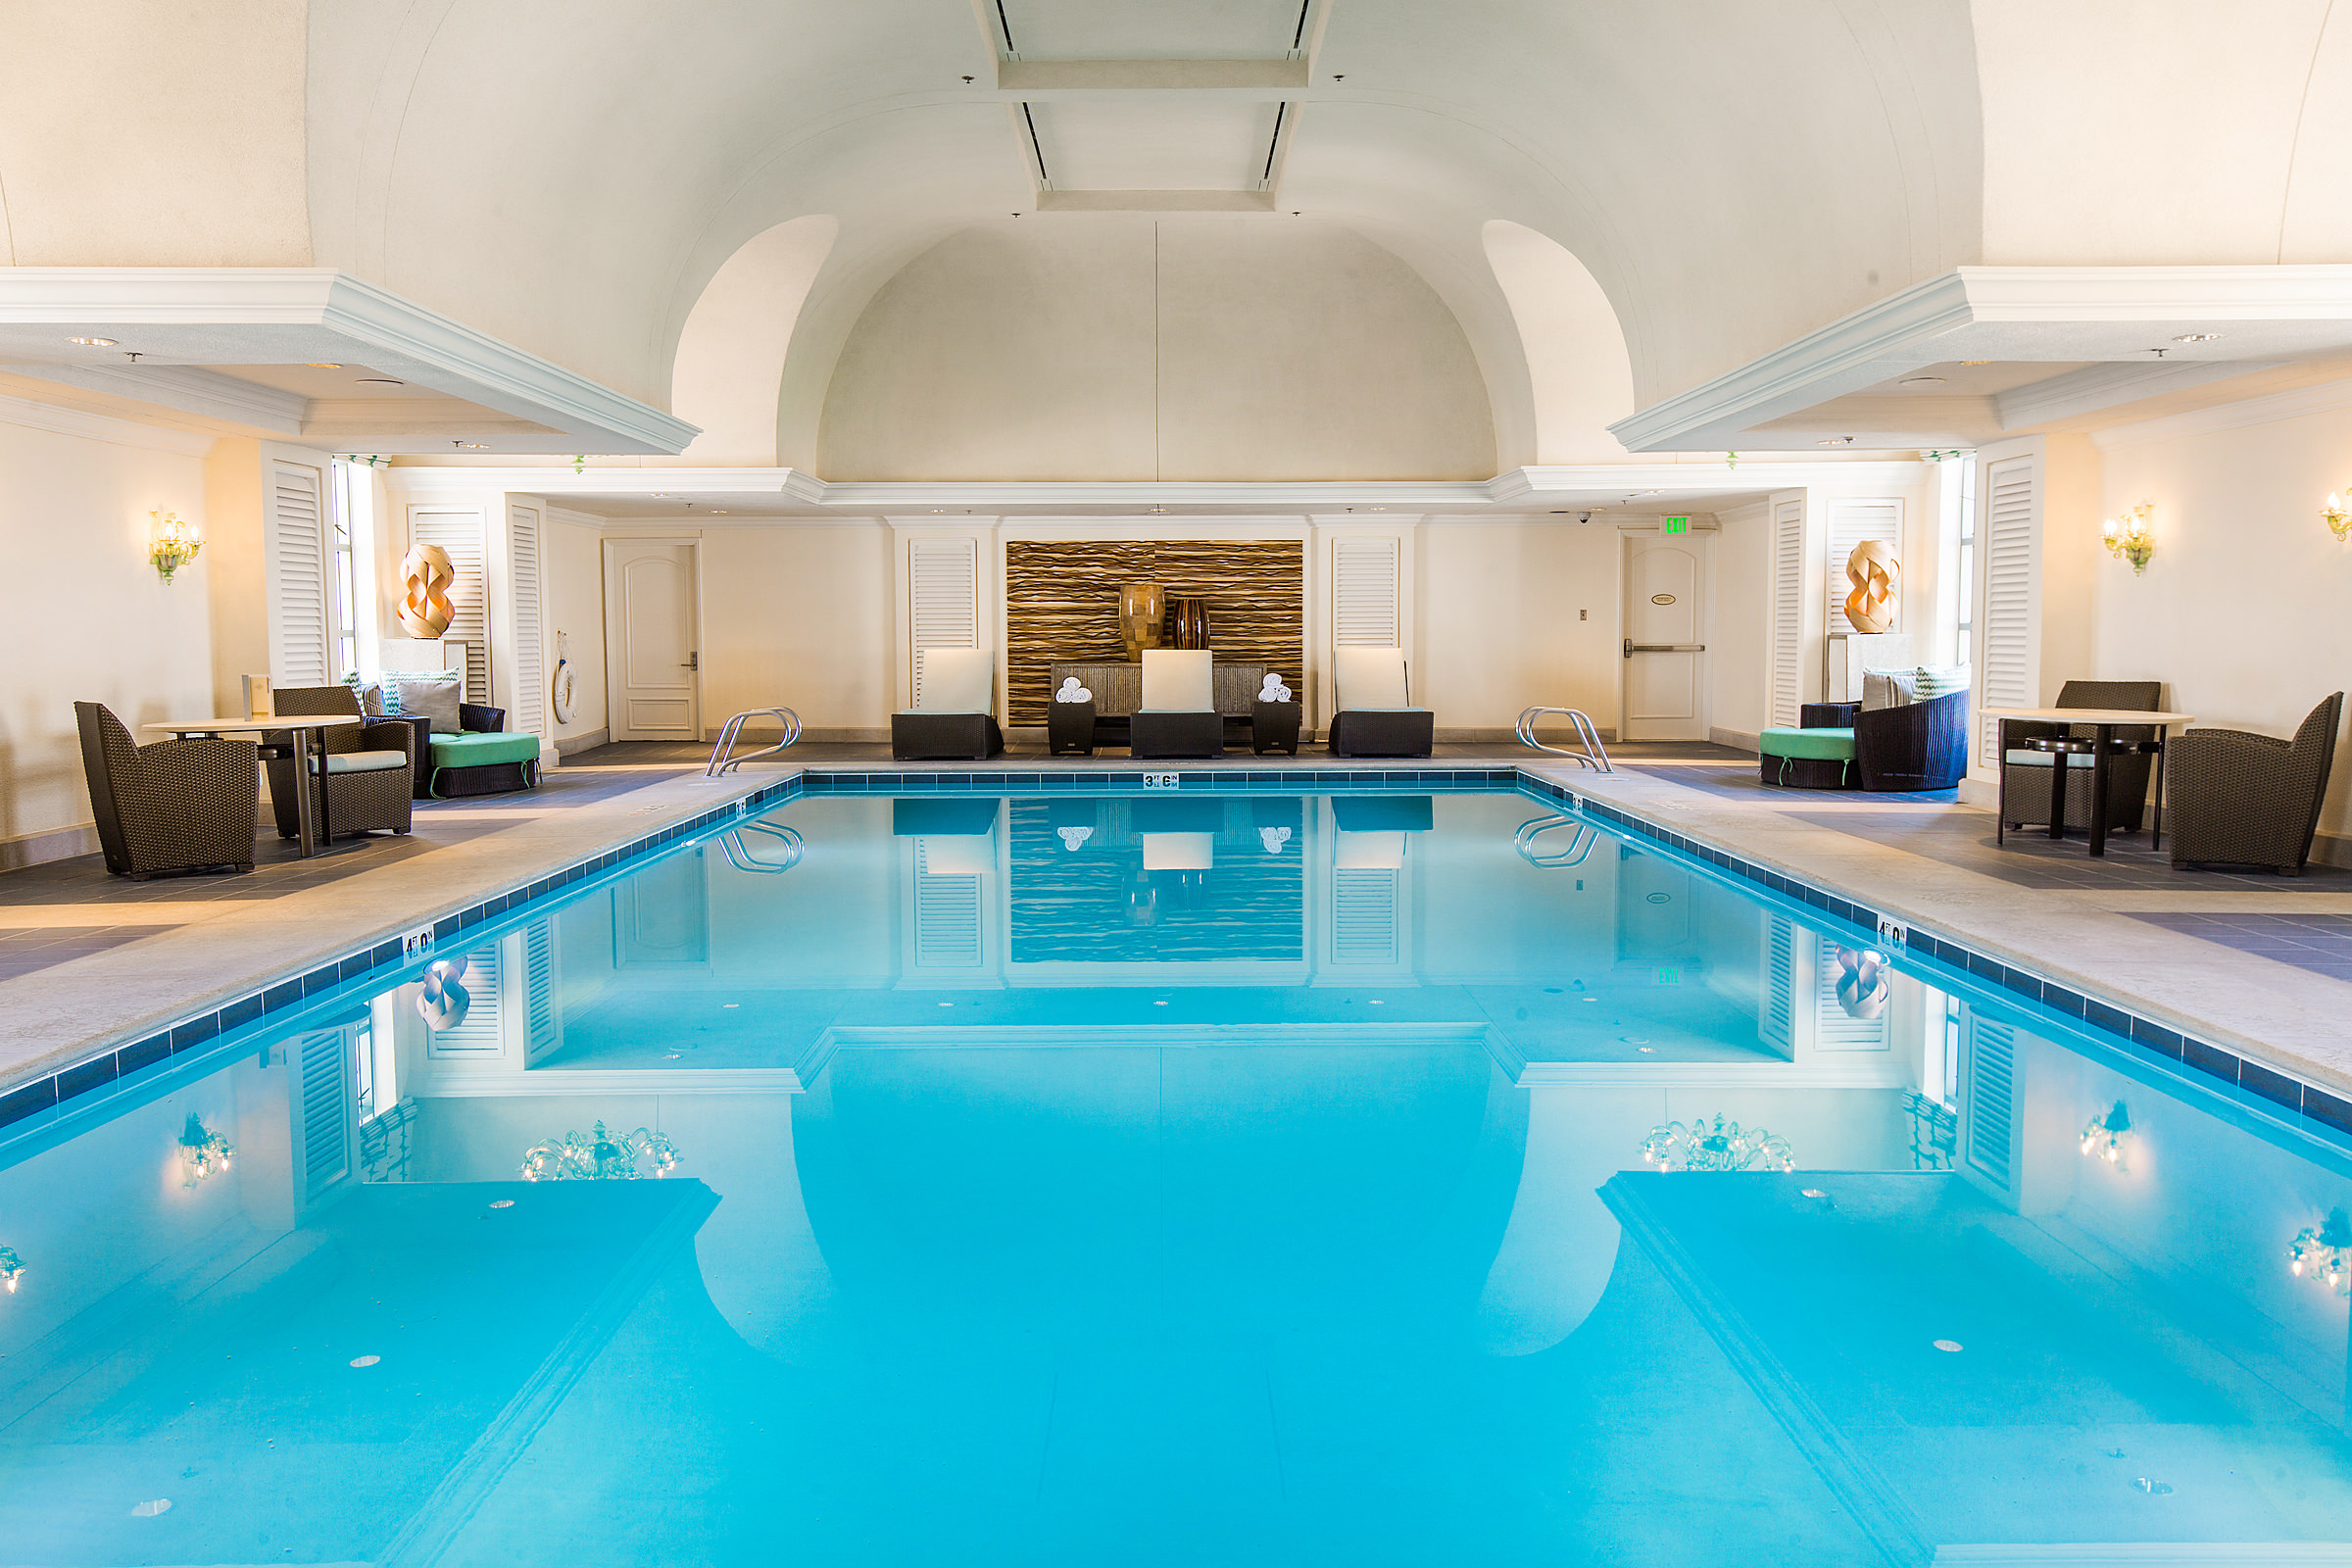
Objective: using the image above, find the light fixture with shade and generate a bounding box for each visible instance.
[2102,503,2156,574]
[2289,1207,2351,1295]
[149,510,201,583]
[2323,492,2351,542]
[2080,1101,2131,1166]
[176,1112,232,1187]
[0,1245,22,1294]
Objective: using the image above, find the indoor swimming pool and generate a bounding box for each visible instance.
[3,784,2349,1566]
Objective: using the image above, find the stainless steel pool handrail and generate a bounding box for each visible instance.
[704,707,802,778]
[1514,813,1599,868]
[1516,707,1612,771]
[717,820,805,874]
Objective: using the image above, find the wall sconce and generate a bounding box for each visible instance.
[0,1245,22,1294]
[2101,504,2156,574]
[149,510,202,583]
[2290,1207,2351,1295]
[2079,1100,2131,1166]
[2324,492,2351,543]
[177,1111,232,1187]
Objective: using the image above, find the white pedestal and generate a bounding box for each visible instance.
[1826,633,1913,703]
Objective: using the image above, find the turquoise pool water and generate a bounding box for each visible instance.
[3,789,2350,1565]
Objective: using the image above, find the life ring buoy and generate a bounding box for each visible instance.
[551,659,575,724]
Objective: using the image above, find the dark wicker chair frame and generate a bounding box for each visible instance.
[74,702,259,878]
[1998,680,2162,842]
[265,686,415,841]
[1802,691,1970,792]
[2167,692,2344,875]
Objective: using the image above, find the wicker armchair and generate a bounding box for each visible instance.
[2168,692,2344,875]
[74,702,258,877]
[265,686,415,841]
[1999,680,2162,837]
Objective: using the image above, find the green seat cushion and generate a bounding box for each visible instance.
[429,731,540,768]
[1758,726,1856,760]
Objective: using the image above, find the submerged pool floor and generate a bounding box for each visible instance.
[2,791,2349,1565]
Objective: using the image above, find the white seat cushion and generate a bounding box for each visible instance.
[915,648,994,713]
[2003,749,2095,768]
[1141,832,1213,871]
[1140,649,1213,711]
[1334,647,1410,710]
[323,750,410,774]
[1334,830,1406,870]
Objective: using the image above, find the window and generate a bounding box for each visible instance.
[326,461,371,680]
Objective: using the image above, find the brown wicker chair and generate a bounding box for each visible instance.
[265,686,416,842]
[74,702,259,878]
[1998,680,2162,839]
[2168,692,2344,875]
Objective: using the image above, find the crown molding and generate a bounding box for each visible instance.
[2087,374,2352,451]
[0,391,216,456]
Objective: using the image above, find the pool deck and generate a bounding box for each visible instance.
[2,740,2348,1128]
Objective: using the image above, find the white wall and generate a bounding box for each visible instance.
[1709,501,1771,746]
[543,509,611,752]
[699,524,894,738]
[818,218,1496,482]
[2094,394,2352,853]
[1420,520,1623,734]
[0,409,216,866]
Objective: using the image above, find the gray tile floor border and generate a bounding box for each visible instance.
[11,760,2350,1152]
[1521,775,2352,1145]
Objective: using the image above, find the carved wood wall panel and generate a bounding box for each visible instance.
[1004,540,1303,724]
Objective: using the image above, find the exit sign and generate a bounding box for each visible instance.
[1662,515,1690,534]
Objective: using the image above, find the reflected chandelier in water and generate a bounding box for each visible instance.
[521,1121,681,1182]
[2080,1101,2132,1167]
[177,1112,233,1187]
[0,1245,22,1294]
[2289,1207,2351,1295]
[1640,1113,1794,1173]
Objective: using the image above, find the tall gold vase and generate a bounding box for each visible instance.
[1118,583,1165,661]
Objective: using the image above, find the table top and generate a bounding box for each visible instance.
[143,715,364,736]
[1982,708,2195,725]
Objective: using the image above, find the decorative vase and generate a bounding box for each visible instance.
[1842,540,1898,634]
[1170,597,1210,650]
[400,544,457,638]
[1118,582,1165,661]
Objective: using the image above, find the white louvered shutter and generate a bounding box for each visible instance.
[411,509,490,703]
[423,945,503,1056]
[1331,538,1400,648]
[295,1026,353,1201]
[1758,915,1796,1052]
[1979,457,2035,765]
[267,459,330,687]
[1769,497,1806,727]
[912,844,984,966]
[908,538,979,708]
[1330,870,1399,964]
[1962,1008,2018,1193]
[507,504,547,739]
[1825,499,1902,634]
[523,917,562,1064]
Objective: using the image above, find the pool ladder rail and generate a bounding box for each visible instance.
[703,707,803,779]
[716,820,805,874]
[1515,814,1599,868]
[1515,707,1612,771]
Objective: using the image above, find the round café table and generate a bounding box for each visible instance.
[143,714,362,858]
[1981,707,2194,858]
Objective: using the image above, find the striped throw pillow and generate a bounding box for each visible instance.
[1913,664,1972,698]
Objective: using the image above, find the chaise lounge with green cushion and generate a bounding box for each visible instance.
[1760,674,1971,793]
[1759,709,1859,787]
[372,673,542,799]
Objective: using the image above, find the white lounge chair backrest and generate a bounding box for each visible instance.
[1334,647,1411,710]
[1140,649,1213,711]
[916,647,994,713]
[1141,832,1214,870]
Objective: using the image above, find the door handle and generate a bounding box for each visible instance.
[1624,642,1707,657]
[682,652,699,670]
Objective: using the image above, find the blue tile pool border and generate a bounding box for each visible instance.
[5,762,2348,1147]
[1514,772,2352,1144]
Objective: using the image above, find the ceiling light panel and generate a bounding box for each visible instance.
[999,0,1306,60]
[1031,99,1284,191]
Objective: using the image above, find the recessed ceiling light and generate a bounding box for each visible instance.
[356,376,405,384]
[1960,360,1994,366]
[453,441,488,450]
[651,493,669,499]
[1898,376,1945,386]
[68,336,117,347]
[307,363,344,368]
[2173,332,2222,343]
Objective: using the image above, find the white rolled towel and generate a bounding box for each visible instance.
[1258,673,1293,703]
[1055,677,1094,704]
